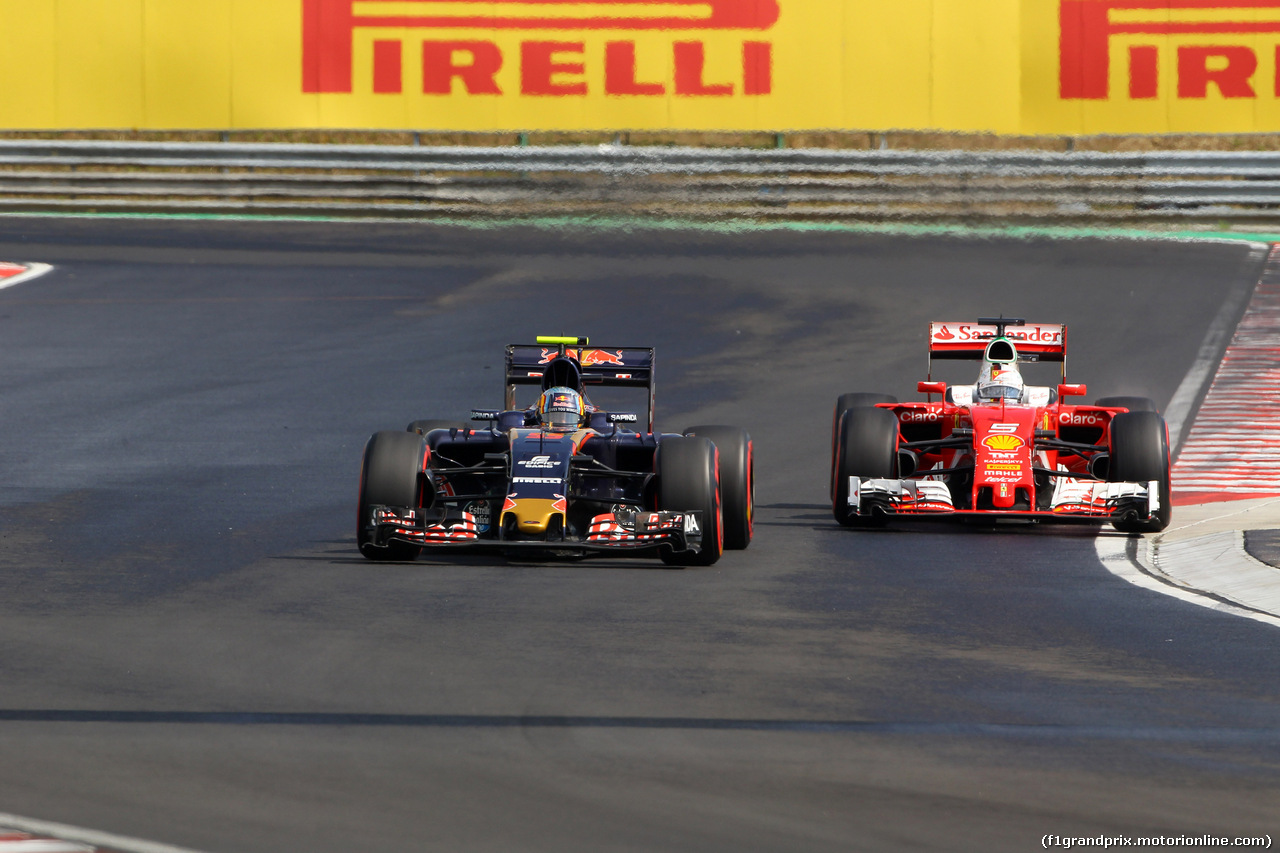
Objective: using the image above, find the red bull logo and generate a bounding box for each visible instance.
[302,0,778,97]
[538,347,626,366]
[1061,0,1280,100]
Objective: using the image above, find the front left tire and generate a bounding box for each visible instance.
[683,425,753,550]
[1107,410,1172,533]
[657,436,723,567]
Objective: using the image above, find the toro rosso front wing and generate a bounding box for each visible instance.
[845,477,1162,524]
[363,504,707,557]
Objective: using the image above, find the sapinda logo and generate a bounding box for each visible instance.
[520,454,558,468]
[302,0,779,98]
[1060,0,1280,101]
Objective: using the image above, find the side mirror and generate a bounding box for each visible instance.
[918,381,946,395]
[1057,383,1087,399]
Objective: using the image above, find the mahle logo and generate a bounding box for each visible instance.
[303,0,780,97]
[1061,0,1280,100]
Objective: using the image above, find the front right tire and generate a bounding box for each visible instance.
[831,393,897,500]
[358,430,428,561]
[832,406,899,527]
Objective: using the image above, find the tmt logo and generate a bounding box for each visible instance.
[303,0,780,97]
[1061,0,1280,99]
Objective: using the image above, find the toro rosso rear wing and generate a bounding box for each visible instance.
[506,338,657,432]
[929,319,1068,378]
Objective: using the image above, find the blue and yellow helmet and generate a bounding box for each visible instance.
[537,386,586,430]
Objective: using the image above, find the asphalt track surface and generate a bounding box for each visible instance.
[0,218,1276,852]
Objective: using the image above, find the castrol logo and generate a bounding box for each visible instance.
[1060,411,1105,426]
[982,434,1026,451]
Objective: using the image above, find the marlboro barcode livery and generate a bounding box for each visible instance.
[358,337,753,566]
[830,319,1172,532]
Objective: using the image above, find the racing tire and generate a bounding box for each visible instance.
[1107,410,1172,534]
[407,419,465,436]
[683,425,753,550]
[657,436,723,567]
[831,393,897,500]
[1094,396,1157,414]
[358,430,428,561]
[833,406,899,527]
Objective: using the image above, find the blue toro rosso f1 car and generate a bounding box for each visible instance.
[831,318,1172,533]
[358,336,753,565]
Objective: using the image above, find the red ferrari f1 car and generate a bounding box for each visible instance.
[831,318,1171,532]
[358,336,753,565]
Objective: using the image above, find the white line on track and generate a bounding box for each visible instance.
[1096,241,1280,625]
[1096,535,1280,628]
[0,263,53,290]
[0,814,207,853]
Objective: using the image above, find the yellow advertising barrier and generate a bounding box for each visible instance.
[1,0,1279,134]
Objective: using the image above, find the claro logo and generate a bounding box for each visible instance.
[1061,0,1280,100]
[303,0,780,97]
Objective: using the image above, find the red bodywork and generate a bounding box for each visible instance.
[885,391,1125,517]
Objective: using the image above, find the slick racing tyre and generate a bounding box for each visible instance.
[358,430,428,561]
[833,406,899,527]
[1094,396,1157,413]
[1107,410,1172,533]
[831,393,897,500]
[683,425,753,550]
[407,419,465,436]
[657,436,723,567]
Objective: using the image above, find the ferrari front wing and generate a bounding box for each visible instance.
[845,476,1162,524]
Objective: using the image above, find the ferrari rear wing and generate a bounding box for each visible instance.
[927,319,1068,382]
[505,338,657,432]
[928,320,1067,362]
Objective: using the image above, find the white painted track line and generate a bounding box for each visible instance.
[1097,242,1280,627]
[0,263,52,290]
[0,815,208,853]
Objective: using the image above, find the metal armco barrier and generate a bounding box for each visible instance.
[4,139,1280,221]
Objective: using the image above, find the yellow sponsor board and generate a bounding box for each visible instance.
[0,0,1278,133]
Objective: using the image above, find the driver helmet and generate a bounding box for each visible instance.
[977,364,1025,402]
[537,386,586,431]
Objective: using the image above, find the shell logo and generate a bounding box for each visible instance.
[982,434,1025,451]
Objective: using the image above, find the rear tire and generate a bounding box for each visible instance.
[1108,410,1172,533]
[684,425,753,550]
[1094,396,1157,413]
[358,430,428,561]
[657,436,723,567]
[407,419,465,436]
[833,407,899,527]
[831,393,896,500]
